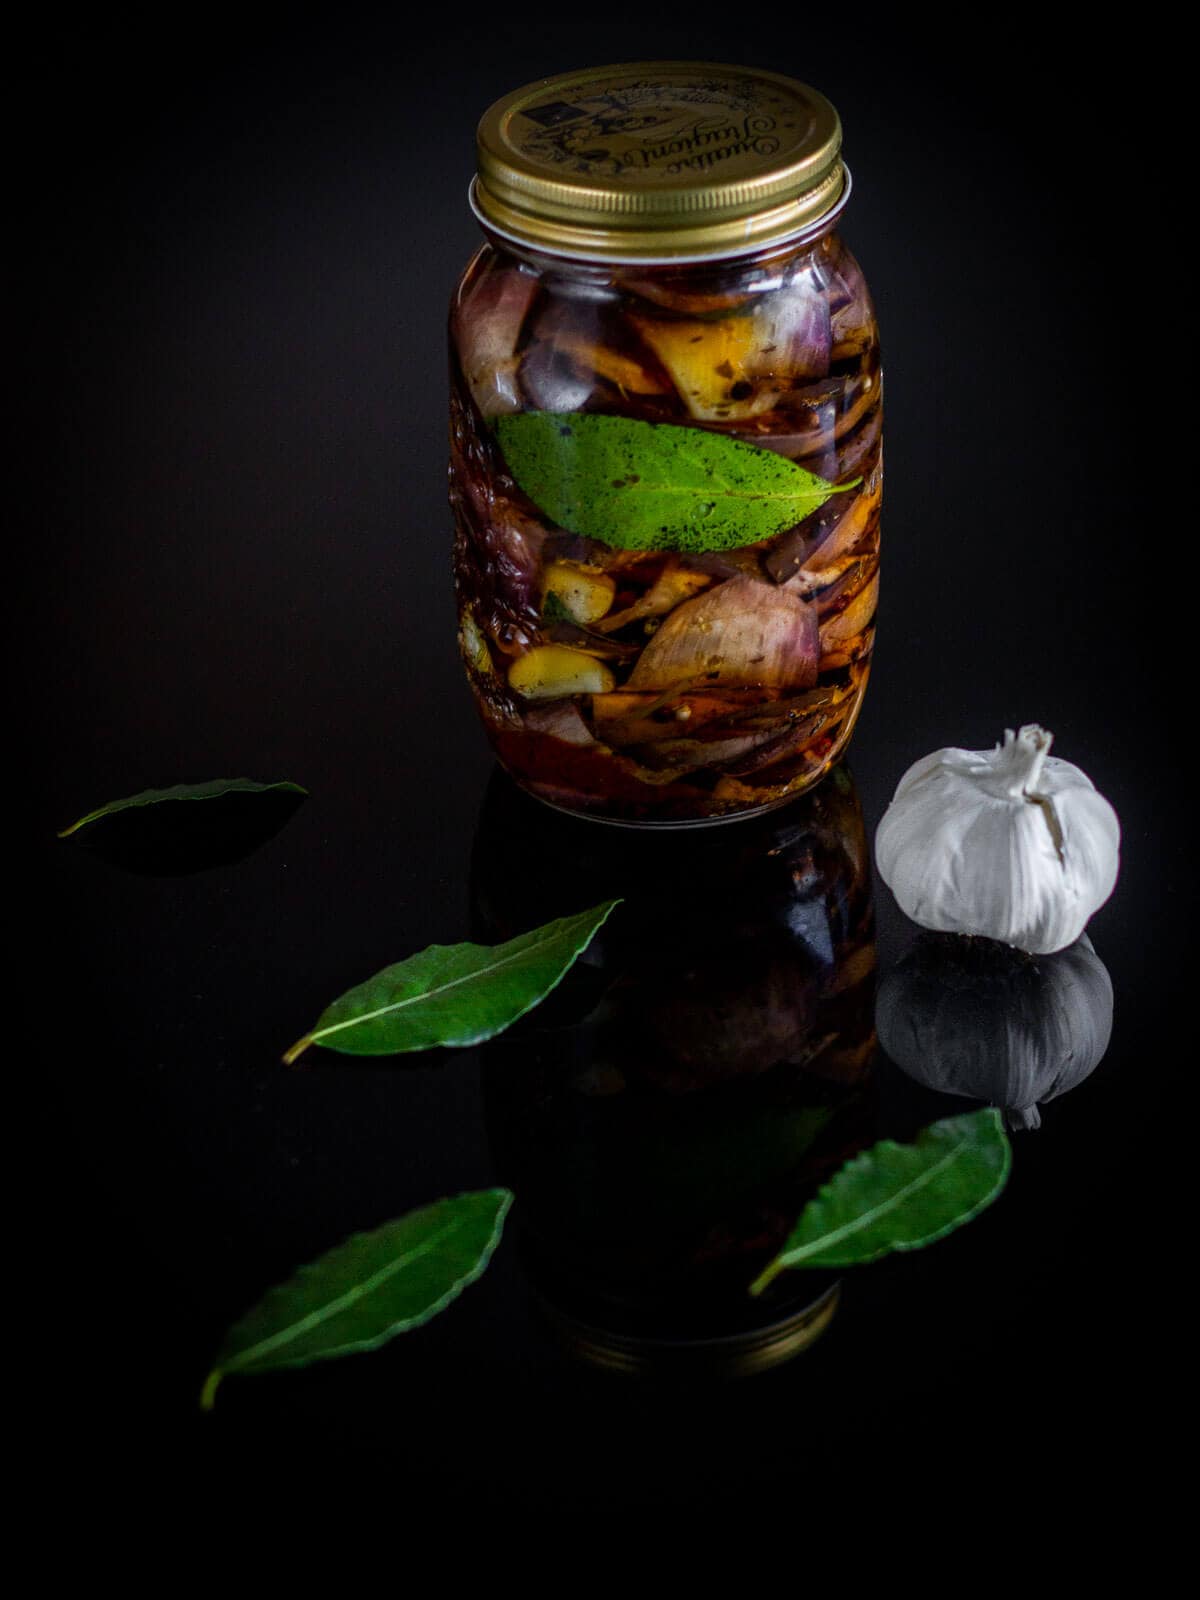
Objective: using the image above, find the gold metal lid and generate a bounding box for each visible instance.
[473,61,846,263]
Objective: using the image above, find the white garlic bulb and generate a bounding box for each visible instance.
[875,725,1120,954]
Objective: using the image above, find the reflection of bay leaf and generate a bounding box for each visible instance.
[58,778,307,874]
[751,1109,1011,1293]
[202,1190,512,1407]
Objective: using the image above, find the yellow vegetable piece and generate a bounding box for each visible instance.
[508,645,617,700]
[542,561,616,625]
[633,314,777,421]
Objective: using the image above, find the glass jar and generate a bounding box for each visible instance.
[450,63,881,827]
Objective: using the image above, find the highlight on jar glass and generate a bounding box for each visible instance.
[449,62,882,827]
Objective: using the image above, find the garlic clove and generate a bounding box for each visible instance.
[626,576,819,693]
[508,645,617,701]
[541,560,616,626]
[875,725,1121,955]
[454,259,539,417]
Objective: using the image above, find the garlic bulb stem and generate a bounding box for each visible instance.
[1001,724,1052,798]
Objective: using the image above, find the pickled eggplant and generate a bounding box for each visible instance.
[449,227,882,825]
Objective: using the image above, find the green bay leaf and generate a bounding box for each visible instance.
[58,778,307,838]
[284,898,621,1062]
[58,777,308,875]
[201,1188,512,1407]
[495,411,850,553]
[750,1110,1012,1294]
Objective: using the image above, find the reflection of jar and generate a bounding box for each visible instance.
[450,63,881,827]
[471,765,877,1372]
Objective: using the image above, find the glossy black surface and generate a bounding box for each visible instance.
[20,21,1182,1506]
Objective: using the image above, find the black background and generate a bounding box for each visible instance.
[16,15,1185,1512]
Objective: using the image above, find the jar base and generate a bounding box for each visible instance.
[532,1280,841,1378]
[525,784,822,830]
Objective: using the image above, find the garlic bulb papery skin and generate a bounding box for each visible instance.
[874,725,1120,954]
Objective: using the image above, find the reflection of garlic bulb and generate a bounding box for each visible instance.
[875,725,1120,954]
[876,933,1113,1130]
